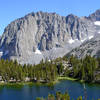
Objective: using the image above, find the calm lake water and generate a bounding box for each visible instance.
[0,80,100,100]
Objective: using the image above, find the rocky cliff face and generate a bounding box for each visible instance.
[88,9,100,21]
[0,10,99,64]
[66,9,100,58]
[66,34,100,58]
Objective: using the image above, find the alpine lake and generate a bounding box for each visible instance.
[0,79,100,100]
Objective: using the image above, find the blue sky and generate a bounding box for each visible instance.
[0,0,100,35]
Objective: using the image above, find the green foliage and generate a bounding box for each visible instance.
[48,94,55,100]
[68,55,99,82]
[48,92,70,100]
[0,55,99,83]
[0,59,58,83]
[69,55,82,78]
[36,91,100,100]
[82,55,98,82]
[36,97,42,100]
[77,96,82,100]
[36,91,86,100]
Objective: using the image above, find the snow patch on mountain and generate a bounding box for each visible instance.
[88,35,94,39]
[35,49,42,54]
[48,59,51,62]
[94,21,100,26]
[68,39,75,44]
[81,38,86,42]
[0,52,3,55]
[80,36,93,42]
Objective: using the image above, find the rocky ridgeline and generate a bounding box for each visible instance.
[0,9,100,64]
[67,9,100,58]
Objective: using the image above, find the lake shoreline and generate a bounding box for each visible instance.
[0,78,100,100]
[0,76,77,87]
[0,76,99,87]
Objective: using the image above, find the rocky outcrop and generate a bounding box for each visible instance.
[66,34,100,58]
[67,34,100,58]
[0,10,100,64]
[88,9,100,21]
[66,9,100,58]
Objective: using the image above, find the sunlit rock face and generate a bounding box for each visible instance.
[88,9,100,21]
[0,9,100,64]
[67,9,100,58]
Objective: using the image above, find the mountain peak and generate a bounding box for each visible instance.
[0,10,99,64]
[88,9,100,21]
[66,14,78,18]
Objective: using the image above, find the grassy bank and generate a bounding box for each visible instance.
[57,76,77,81]
[0,76,90,88]
[0,81,57,88]
[57,76,86,84]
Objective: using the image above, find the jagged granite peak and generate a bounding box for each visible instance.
[0,11,99,64]
[88,9,100,21]
[66,12,100,58]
